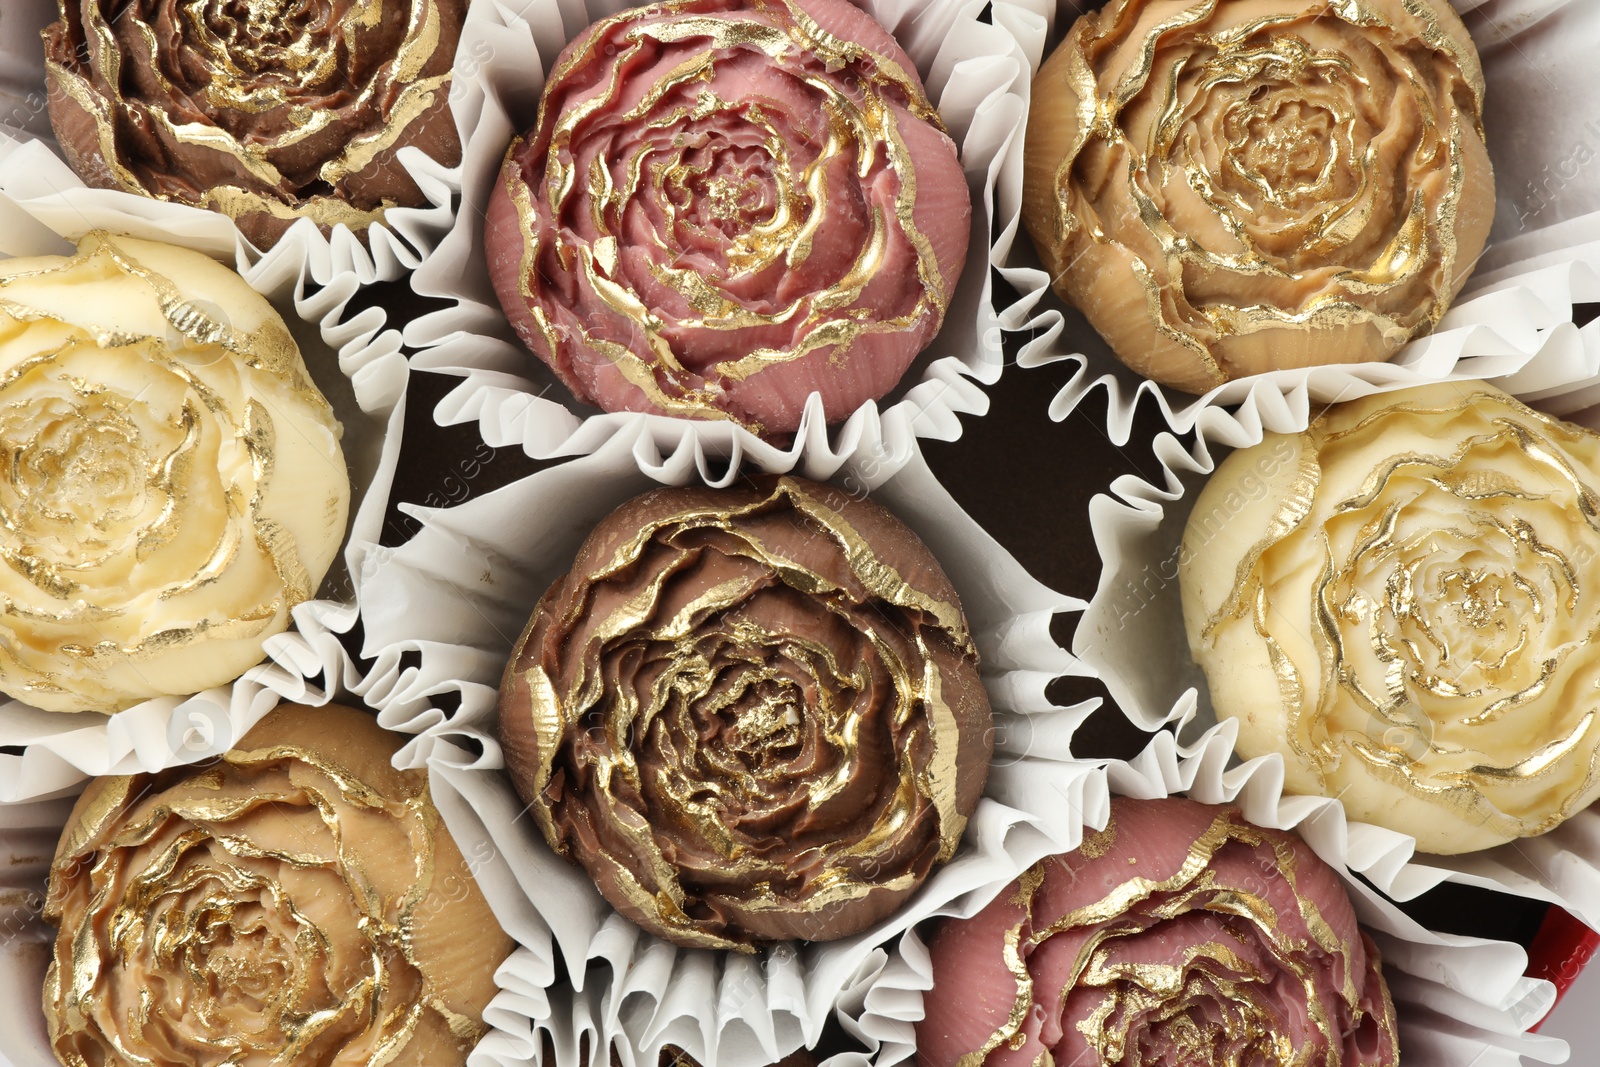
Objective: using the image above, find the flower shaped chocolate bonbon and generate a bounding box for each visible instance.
[42,703,512,1067]
[44,0,467,249]
[1183,382,1600,853]
[0,232,348,713]
[1023,0,1495,393]
[484,0,971,436]
[498,476,992,950]
[916,797,1399,1066]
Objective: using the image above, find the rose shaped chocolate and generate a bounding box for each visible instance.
[484,0,970,436]
[916,797,1399,1066]
[44,0,466,250]
[1183,383,1600,854]
[0,232,348,713]
[42,703,513,1067]
[1022,0,1494,393]
[498,476,991,949]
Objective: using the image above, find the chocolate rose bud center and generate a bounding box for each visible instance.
[9,405,146,529]
[184,898,292,1009]
[1196,42,1357,214]
[206,2,305,58]
[589,579,894,847]
[155,874,301,1024]
[1331,478,1588,766]
[1079,909,1338,1062]
[0,365,209,583]
[682,649,806,771]
[1231,99,1337,200]
[207,0,316,56]
[670,141,788,260]
[186,0,366,130]
[566,83,874,330]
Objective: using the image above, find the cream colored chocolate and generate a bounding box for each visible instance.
[0,233,348,713]
[1023,0,1495,393]
[42,703,511,1067]
[1181,383,1600,853]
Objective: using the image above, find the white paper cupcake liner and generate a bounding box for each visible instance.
[1452,0,1600,276]
[838,748,1572,1066]
[992,0,1600,449]
[0,794,80,1067]
[401,0,1036,484]
[350,436,1104,1066]
[1077,387,1600,948]
[3,735,1548,1067]
[0,182,411,801]
[0,0,479,285]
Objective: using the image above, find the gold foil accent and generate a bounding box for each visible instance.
[1194,384,1600,847]
[42,0,461,239]
[1078,819,1118,860]
[504,0,957,431]
[511,478,984,949]
[41,708,495,1067]
[1030,0,1491,389]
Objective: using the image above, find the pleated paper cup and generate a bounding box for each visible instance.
[996,0,1600,449]
[353,434,1103,1066]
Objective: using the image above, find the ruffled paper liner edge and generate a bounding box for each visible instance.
[349,434,1109,1067]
